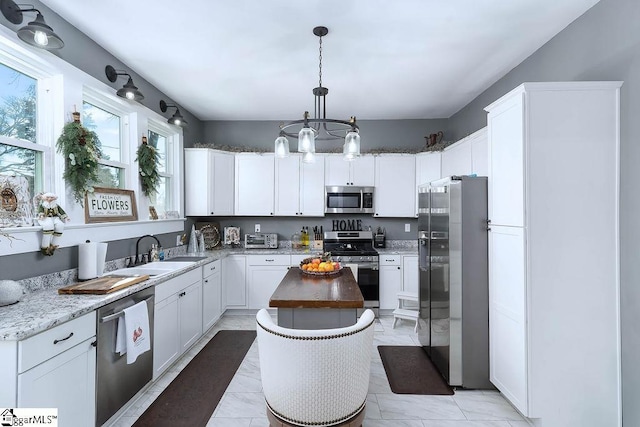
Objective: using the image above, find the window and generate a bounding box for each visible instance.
[0,61,45,199]
[147,126,174,215]
[82,100,126,188]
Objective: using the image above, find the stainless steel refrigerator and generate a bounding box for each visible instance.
[417,175,492,389]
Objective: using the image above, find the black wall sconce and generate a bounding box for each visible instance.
[105,65,144,102]
[160,100,187,127]
[0,0,64,49]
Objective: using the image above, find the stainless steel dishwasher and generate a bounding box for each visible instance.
[96,287,154,426]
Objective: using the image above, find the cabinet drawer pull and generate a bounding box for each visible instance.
[265,259,274,262]
[53,332,74,345]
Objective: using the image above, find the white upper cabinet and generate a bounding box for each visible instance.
[488,92,525,228]
[440,127,488,179]
[234,153,275,216]
[275,154,325,216]
[374,155,416,217]
[415,151,442,187]
[441,139,472,177]
[415,151,442,216]
[184,148,234,216]
[325,155,375,186]
[470,127,489,177]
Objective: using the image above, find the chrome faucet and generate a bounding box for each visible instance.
[131,234,161,266]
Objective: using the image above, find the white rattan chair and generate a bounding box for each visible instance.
[256,308,375,427]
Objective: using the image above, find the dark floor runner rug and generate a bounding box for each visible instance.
[134,330,256,427]
[378,345,454,395]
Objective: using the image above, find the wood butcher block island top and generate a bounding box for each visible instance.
[269,267,364,309]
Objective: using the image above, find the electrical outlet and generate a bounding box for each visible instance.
[405,223,411,232]
[255,223,261,233]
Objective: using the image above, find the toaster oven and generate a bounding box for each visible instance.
[244,233,278,249]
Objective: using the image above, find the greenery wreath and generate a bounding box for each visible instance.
[136,136,160,198]
[55,112,102,206]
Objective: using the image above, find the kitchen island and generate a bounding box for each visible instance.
[269,267,364,329]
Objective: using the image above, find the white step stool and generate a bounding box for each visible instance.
[392,291,420,333]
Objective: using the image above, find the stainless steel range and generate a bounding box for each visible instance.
[323,231,379,314]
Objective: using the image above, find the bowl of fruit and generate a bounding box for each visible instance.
[299,252,341,276]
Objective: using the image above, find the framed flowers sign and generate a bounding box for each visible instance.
[84,187,138,223]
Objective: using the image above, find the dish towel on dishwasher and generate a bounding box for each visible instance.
[115,300,151,364]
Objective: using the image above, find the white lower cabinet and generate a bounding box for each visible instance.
[402,255,418,294]
[223,255,247,308]
[16,312,96,426]
[379,255,403,310]
[202,259,222,331]
[247,255,290,309]
[153,268,202,379]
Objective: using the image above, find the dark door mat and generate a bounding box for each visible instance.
[134,330,256,426]
[378,345,454,395]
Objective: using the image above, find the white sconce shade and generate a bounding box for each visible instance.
[274,135,290,158]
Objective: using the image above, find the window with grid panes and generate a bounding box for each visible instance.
[81,101,126,188]
[147,127,173,215]
[0,61,46,201]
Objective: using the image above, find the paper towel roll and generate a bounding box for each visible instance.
[78,241,109,280]
[78,242,98,281]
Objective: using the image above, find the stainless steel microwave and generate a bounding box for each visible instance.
[325,186,374,214]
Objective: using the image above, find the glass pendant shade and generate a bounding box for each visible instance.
[274,135,290,158]
[298,126,316,153]
[302,151,316,163]
[343,130,361,161]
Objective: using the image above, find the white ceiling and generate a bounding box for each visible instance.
[40,0,599,122]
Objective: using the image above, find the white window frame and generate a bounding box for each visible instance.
[0,46,58,195]
[147,119,177,213]
[82,87,131,189]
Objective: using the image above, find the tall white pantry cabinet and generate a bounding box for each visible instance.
[485,82,621,426]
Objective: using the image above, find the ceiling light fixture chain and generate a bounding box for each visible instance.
[275,25,361,163]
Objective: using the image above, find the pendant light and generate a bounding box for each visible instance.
[276,26,360,162]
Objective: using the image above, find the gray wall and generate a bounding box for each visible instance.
[446,0,639,424]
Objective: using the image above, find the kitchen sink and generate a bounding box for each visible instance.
[165,256,209,262]
[107,267,176,277]
[104,258,203,279]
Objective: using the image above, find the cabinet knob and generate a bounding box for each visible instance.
[397,266,401,270]
[210,212,214,215]
[204,279,208,283]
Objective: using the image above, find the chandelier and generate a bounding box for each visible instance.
[275,26,360,163]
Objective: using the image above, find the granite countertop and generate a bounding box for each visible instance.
[0,242,417,341]
[375,248,418,255]
[0,254,225,341]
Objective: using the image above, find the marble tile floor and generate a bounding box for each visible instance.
[112,314,530,427]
